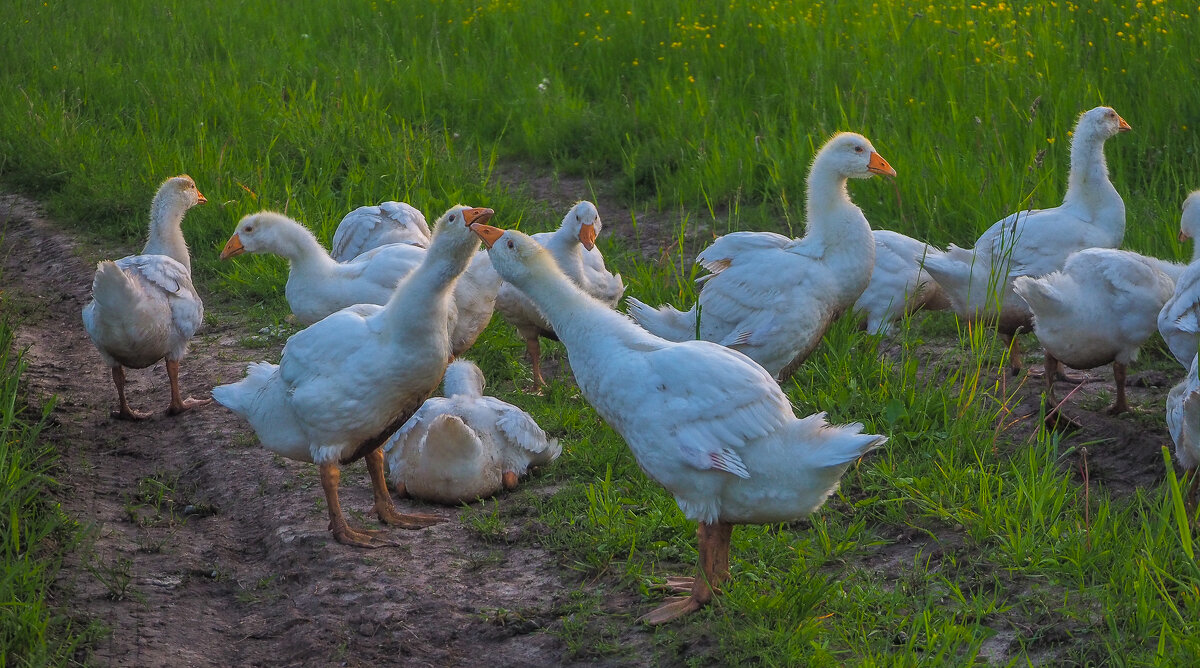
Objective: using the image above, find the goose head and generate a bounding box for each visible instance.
[428,204,494,255]
[470,224,553,289]
[561,200,602,250]
[814,132,896,181]
[1180,191,1200,243]
[151,174,207,221]
[442,359,486,398]
[1074,106,1131,142]
[220,211,305,259]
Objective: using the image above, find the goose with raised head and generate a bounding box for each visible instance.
[383,359,561,504]
[495,200,623,386]
[82,175,210,420]
[923,106,1131,375]
[330,200,431,260]
[855,229,948,335]
[1158,192,1200,368]
[627,132,895,381]
[212,206,492,547]
[1013,248,1174,418]
[470,222,884,623]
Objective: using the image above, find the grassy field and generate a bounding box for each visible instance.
[3,0,1200,663]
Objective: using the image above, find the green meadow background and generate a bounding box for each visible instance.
[3,0,1200,663]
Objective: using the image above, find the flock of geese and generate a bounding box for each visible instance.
[78,105,1200,624]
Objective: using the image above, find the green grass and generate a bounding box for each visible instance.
[0,316,91,664]
[4,0,1200,663]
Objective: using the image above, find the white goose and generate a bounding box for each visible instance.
[470,222,884,624]
[383,359,561,504]
[1158,191,1200,368]
[1013,248,1175,417]
[82,175,210,420]
[923,106,1131,374]
[212,206,492,547]
[855,229,948,335]
[495,200,623,386]
[1167,354,1200,504]
[330,200,431,260]
[220,211,501,355]
[627,132,895,381]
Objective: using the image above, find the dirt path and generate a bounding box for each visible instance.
[0,196,585,667]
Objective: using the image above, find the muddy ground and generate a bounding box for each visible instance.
[0,180,1181,666]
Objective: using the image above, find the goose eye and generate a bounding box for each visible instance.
[854,146,864,153]
[450,214,457,221]
[506,239,514,249]
[244,225,254,233]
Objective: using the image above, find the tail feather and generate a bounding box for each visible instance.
[627,297,698,341]
[212,362,279,419]
[793,413,886,468]
[1010,275,1062,314]
[91,261,144,313]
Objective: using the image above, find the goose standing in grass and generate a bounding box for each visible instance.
[212,206,492,547]
[495,200,623,387]
[627,132,895,381]
[470,222,884,623]
[854,229,948,335]
[383,359,561,504]
[220,211,500,355]
[330,200,431,260]
[82,175,210,420]
[923,106,1131,375]
[1158,192,1200,368]
[1012,248,1175,418]
[1167,354,1200,506]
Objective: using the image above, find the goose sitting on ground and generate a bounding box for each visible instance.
[1158,191,1200,368]
[923,106,1131,375]
[330,200,431,260]
[1013,248,1174,418]
[383,359,561,504]
[628,132,895,381]
[470,222,884,623]
[220,211,500,355]
[212,206,492,547]
[1167,354,1200,506]
[82,175,211,420]
[495,200,623,386]
[854,229,948,335]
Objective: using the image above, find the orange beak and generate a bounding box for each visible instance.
[461,207,495,227]
[196,190,208,205]
[470,223,505,248]
[579,223,597,251]
[220,233,245,260]
[868,152,897,177]
[1117,115,1131,132]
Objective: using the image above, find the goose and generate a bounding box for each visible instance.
[1158,192,1200,368]
[469,222,884,623]
[854,229,948,335]
[220,211,501,355]
[383,359,561,504]
[211,206,492,547]
[923,106,1131,375]
[1167,354,1200,505]
[330,200,431,260]
[495,200,623,386]
[627,132,895,381]
[1012,248,1174,417]
[82,175,210,420]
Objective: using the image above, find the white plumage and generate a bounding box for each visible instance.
[82,175,210,420]
[473,223,884,623]
[330,200,431,260]
[1167,354,1200,473]
[627,132,895,381]
[854,229,947,334]
[383,360,560,504]
[1158,191,1200,368]
[923,106,1131,373]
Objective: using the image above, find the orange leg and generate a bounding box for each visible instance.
[320,462,391,548]
[502,471,519,490]
[110,367,150,421]
[364,449,443,529]
[1003,332,1022,376]
[165,359,212,416]
[1108,362,1129,415]
[639,521,732,625]
[525,336,546,389]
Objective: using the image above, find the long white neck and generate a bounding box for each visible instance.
[799,160,873,255]
[380,230,477,338]
[545,229,586,281]
[443,366,484,399]
[274,223,340,275]
[141,195,192,271]
[511,257,642,352]
[1062,129,1120,211]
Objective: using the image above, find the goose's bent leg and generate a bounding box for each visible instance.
[365,449,444,529]
[1108,362,1129,415]
[1003,332,1023,376]
[526,337,546,388]
[165,359,212,416]
[1043,350,1060,406]
[111,366,150,421]
[639,521,732,625]
[321,462,390,548]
